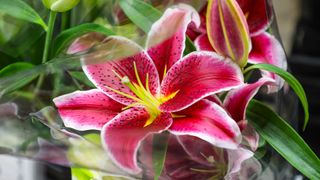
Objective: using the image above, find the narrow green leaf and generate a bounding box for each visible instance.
[69,71,95,88]
[53,23,115,55]
[119,0,162,32]
[247,100,320,180]
[244,63,309,129]
[152,133,169,180]
[0,0,47,30]
[0,62,34,77]
[0,62,40,94]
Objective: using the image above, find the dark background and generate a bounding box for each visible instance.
[290,0,320,156]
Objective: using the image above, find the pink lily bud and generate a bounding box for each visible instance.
[207,0,251,68]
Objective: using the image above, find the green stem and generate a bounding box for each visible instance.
[42,11,57,64]
[61,12,68,32]
[243,66,254,75]
[35,11,57,92]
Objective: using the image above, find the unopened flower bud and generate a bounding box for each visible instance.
[42,0,80,12]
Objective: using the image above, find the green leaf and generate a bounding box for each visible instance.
[119,0,162,32]
[184,36,197,55]
[83,133,101,146]
[0,62,34,77]
[0,62,39,94]
[247,100,320,180]
[71,168,95,180]
[69,71,95,88]
[244,63,309,130]
[0,0,47,30]
[152,133,169,180]
[53,23,115,55]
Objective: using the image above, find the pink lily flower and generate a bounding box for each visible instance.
[193,0,287,92]
[54,5,244,174]
[140,135,260,180]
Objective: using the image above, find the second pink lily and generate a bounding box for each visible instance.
[193,0,287,92]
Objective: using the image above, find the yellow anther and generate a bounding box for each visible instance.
[207,156,215,163]
[163,64,168,80]
[160,90,180,103]
[144,115,157,127]
[245,12,250,19]
[171,113,186,118]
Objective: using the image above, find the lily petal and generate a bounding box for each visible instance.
[207,0,251,67]
[82,36,160,105]
[146,4,200,80]
[53,89,123,131]
[241,122,260,151]
[0,103,18,116]
[206,95,223,106]
[224,78,273,151]
[160,51,243,112]
[224,78,274,129]
[186,4,207,40]
[177,135,227,165]
[230,157,262,179]
[164,135,215,180]
[169,100,241,149]
[67,33,106,54]
[248,32,287,93]
[194,34,215,51]
[102,108,172,174]
[35,138,69,166]
[236,0,273,36]
[225,148,254,179]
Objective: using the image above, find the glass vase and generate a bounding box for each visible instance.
[0,0,299,179]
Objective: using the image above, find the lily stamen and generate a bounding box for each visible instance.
[190,168,220,174]
[108,62,167,127]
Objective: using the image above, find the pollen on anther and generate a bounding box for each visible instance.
[121,76,130,84]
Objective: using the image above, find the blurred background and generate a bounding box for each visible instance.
[274,0,320,157]
[1,0,320,179]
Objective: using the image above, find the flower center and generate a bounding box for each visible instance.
[190,149,228,179]
[105,61,178,127]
